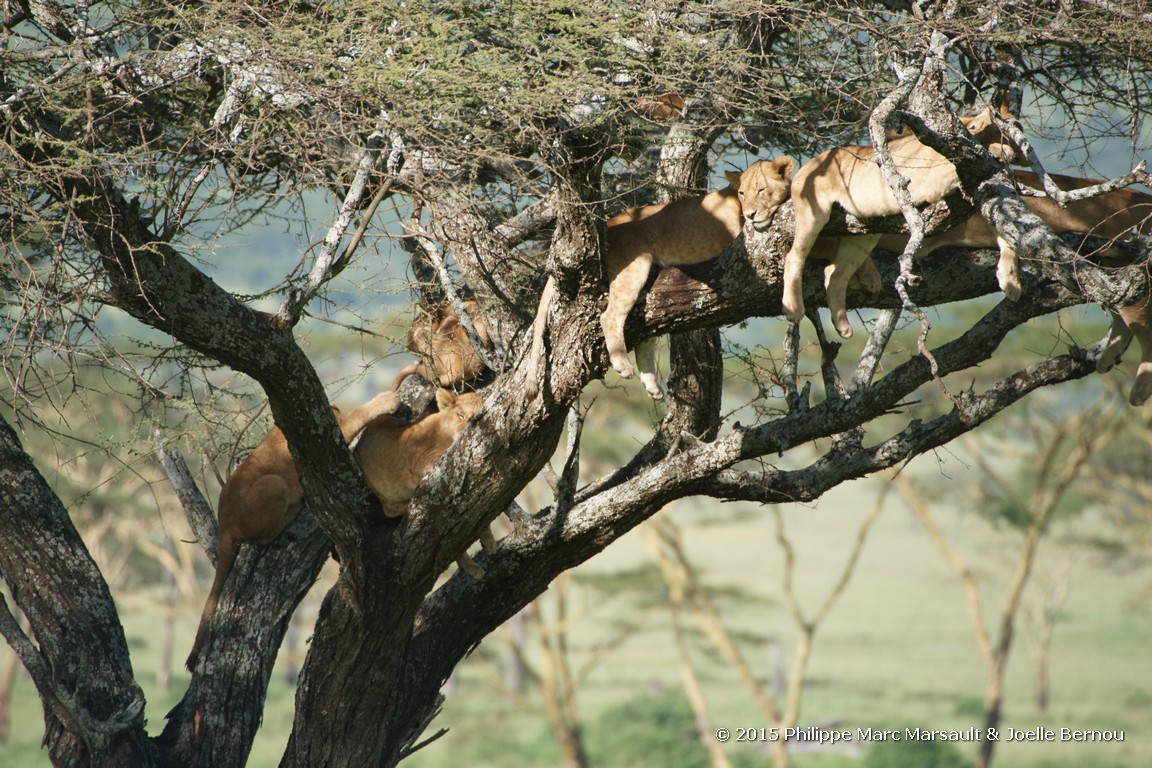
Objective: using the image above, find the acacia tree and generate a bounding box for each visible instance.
[2,1,1151,767]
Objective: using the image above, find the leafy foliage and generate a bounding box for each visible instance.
[588,691,712,768]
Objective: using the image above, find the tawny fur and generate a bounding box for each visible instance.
[785,108,1021,337]
[873,171,1152,405]
[392,300,494,392]
[186,391,400,671]
[525,157,795,400]
[635,92,685,121]
[354,389,493,577]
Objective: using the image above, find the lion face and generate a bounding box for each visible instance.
[434,390,485,438]
[731,156,795,231]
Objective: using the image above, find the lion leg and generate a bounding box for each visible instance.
[1120,297,1152,406]
[457,552,485,579]
[995,235,1023,300]
[782,246,809,323]
[823,235,878,339]
[600,253,653,379]
[187,530,238,671]
[189,474,293,671]
[634,337,664,400]
[457,526,498,579]
[340,392,401,441]
[854,256,883,293]
[782,201,830,323]
[1096,310,1131,374]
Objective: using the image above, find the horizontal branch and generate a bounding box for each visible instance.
[995,116,1152,206]
[703,348,1098,504]
[627,200,1149,346]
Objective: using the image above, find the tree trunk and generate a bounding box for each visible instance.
[979,674,1004,768]
[157,513,330,768]
[1034,651,1050,713]
[0,416,158,767]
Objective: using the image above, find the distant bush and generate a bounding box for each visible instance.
[1124,688,1152,709]
[587,691,712,768]
[863,735,973,768]
[953,695,985,718]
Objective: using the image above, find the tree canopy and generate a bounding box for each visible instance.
[2,1,1151,766]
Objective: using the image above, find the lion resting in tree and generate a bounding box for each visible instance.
[354,388,492,577]
[392,300,494,391]
[784,107,1021,337]
[873,171,1152,405]
[526,157,795,400]
[187,391,400,670]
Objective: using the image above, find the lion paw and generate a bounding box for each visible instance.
[458,556,485,580]
[610,353,635,379]
[1097,348,1121,374]
[1130,365,1152,406]
[834,314,854,339]
[640,372,665,400]
[1000,279,1022,301]
[1096,333,1129,373]
[782,298,805,324]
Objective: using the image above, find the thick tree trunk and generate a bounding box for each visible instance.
[0,416,158,767]
[157,512,330,767]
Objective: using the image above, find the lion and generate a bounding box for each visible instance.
[354,388,493,577]
[525,157,795,400]
[187,391,401,671]
[872,170,1152,405]
[392,300,493,391]
[784,107,1021,338]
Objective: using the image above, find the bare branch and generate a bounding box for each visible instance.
[275,136,390,326]
[996,117,1152,205]
[154,430,217,564]
[850,307,901,394]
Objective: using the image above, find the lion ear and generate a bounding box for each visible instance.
[724,169,742,187]
[435,388,458,411]
[772,156,795,179]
